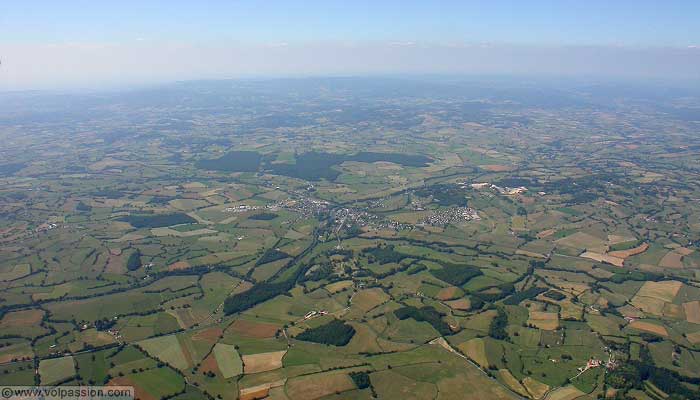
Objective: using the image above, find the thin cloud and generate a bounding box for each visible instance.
[0,41,698,90]
[388,41,416,47]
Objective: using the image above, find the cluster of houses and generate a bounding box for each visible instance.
[573,349,618,379]
[421,207,480,226]
[333,207,410,232]
[303,310,328,320]
[224,205,259,213]
[36,222,59,232]
[469,182,528,195]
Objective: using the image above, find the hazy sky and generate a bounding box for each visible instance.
[1,1,699,90]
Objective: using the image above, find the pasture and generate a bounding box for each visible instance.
[138,335,189,370]
[39,356,75,384]
[213,343,243,378]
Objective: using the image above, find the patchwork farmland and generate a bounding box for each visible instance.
[1,78,700,399]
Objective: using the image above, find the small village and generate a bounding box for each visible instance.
[421,206,481,226]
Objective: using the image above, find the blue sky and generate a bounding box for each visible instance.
[1,1,699,89]
[2,0,698,46]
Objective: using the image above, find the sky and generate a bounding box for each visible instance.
[1,1,699,90]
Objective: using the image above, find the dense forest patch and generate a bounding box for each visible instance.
[349,152,431,167]
[362,245,410,264]
[196,151,262,172]
[415,184,469,206]
[223,281,291,315]
[249,212,278,220]
[0,163,26,176]
[255,248,290,266]
[295,319,356,346]
[503,287,547,305]
[430,263,482,286]
[266,151,432,181]
[118,213,197,228]
[394,306,452,336]
[488,308,509,340]
[126,249,142,271]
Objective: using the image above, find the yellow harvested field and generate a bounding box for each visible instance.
[628,320,668,337]
[481,164,513,172]
[516,249,547,259]
[285,371,356,400]
[686,331,700,344]
[528,311,559,331]
[630,296,665,316]
[537,229,556,239]
[239,379,286,400]
[325,280,353,293]
[522,377,550,399]
[498,369,529,397]
[634,280,682,303]
[546,385,585,400]
[168,261,191,271]
[662,303,685,320]
[436,286,462,301]
[445,298,471,311]
[242,350,286,374]
[529,311,558,320]
[555,232,606,250]
[683,301,700,324]
[457,338,488,368]
[608,235,636,245]
[608,243,649,259]
[676,247,695,256]
[580,251,624,267]
[659,250,685,269]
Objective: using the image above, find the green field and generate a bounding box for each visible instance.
[138,335,189,370]
[39,356,76,385]
[213,343,243,378]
